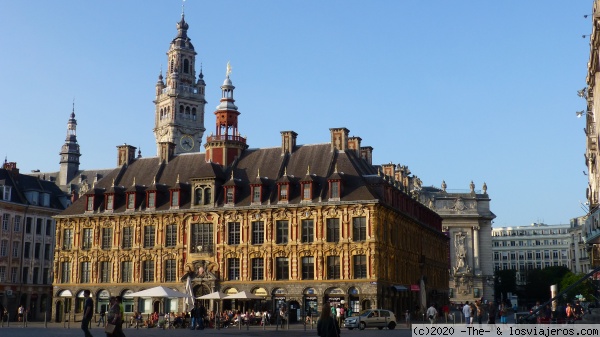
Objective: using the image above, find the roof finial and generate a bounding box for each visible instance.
[152,176,156,185]
[182,0,185,17]
[257,169,260,179]
[306,165,310,175]
[226,61,232,78]
[132,177,136,186]
[176,174,180,183]
[112,178,115,186]
[284,167,287,176]
[230,170,234,180]
[334,164,338,174]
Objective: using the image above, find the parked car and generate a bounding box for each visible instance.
[343,309,397,330]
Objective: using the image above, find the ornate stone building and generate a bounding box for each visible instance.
[418,181,495,304]
[50,13,449,323]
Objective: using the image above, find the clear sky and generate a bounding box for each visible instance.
[0,1,592,227]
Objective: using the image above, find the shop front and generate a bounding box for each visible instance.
[97,290,110,314]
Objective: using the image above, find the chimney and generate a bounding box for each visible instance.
[280,131,298,155]
[348,136,362,156]
[158,142,176,163]
[330,127,349,152]
[117,144,137,166]
[2,161,19,178]
[71,189,79,203]
[381,163,396,178]
[360,146,373,165]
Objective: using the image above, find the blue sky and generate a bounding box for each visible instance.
[0,1,592,227]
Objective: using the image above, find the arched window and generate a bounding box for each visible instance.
[185,106,191,119]
[183,59,190,73]
[192,108,197,120]
[195,188,202,205]
[179,105,184,114]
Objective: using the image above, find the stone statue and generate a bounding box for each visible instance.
[441,180,447,192]
[470,181,475,193]
[455,232,467,269]
[482,182,487,194]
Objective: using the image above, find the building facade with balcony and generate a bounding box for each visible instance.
[50,13,449,323]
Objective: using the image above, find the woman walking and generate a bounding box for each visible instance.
[317,303,340,337]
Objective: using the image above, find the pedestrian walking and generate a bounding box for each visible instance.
[97,310,106,327]
[317,303,340,337]
[462,301,471,325]
[81,290,93,337]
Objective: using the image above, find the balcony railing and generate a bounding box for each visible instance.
[206,135,247,143]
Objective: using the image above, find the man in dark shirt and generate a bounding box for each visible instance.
[81,289,93,337]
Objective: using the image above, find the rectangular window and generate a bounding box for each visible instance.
[24,242,30,258]
[276,220,288,244]
[106,194,114,210]
[171,190,180,207]
[100,261,110,283]
[63,229,73,250]
[326,218,340,242]
[191,223,213,253]
[354,255,367,279]
[148,192,156,208]
[26,217,32,233]
[252,186,261,203]
[252,221,264,245]
[352,217,367,241]
[252,258,264,280]
[32,267,39,284]
[102,228,112,250]
[80,261,91,283]
[301,220,314,243]
[34,242,41,259]
[302,256,314,280]
[143,260,154,282]
[165,259,177,282]
[0,266,5,282]
[330,182,339,198]
[13,215,20,232]
[2,186,11,200]
[226,189,234,204]
[82,228,92,250]
[2,214,9,231]
[127,194,135,209]
[303,183,311,200]
[46,219,52,236]
[43,267,49,285]
[36,218,43,234]
[165,224,177,247]
[121,261,132,283]
[327,256,340,280]
[276,257,289,280]
[12,241,19,257]
[122,227,133,249]
[22,267,28,284]
[228,258,240,280]
[11,267,18,283]
[279,184,288,201]
[0,240,7,257]
[86,196,94,211]
[228,222,241,245]
[144,226,155,248]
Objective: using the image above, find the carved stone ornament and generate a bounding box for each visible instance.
[452,197,467,211]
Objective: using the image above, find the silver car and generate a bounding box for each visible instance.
[343,309,397,330]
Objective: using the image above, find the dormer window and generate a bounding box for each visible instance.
[171,190,180,207]
[106,194,114,211]
[127,193,135,210]
[279,184,288,201]
[86,196,94,211]
[147,191,156,208]
[252,186,261,204]
[225,187,235,205]
[302,182,312,200]
[1,185,11,201]
[329,181,341,200]
[192,182,214,207]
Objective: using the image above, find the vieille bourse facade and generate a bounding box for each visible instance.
[47,14,449,322]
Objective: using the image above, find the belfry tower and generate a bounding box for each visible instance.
[58,103,81,187]
[204,63,248,166]
[153,12,206,155]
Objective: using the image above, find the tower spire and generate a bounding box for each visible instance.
[58,102,81,189]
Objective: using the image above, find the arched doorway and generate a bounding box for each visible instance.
[153,301,160,314]
[348,287,360,315]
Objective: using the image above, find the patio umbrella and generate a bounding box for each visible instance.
[197,291,228,329]
[129,285,189,298]
[185,276,195,311]
[224,291,265,330]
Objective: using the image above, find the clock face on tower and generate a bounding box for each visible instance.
[180,134,194,152]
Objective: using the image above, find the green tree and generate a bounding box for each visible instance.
[495,269,517,301]
[559,272,595,303]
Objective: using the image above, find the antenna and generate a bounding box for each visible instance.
[182,0,185,17]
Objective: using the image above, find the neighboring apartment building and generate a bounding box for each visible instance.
[491,221,590,286]
[49,13,449,323]
[0,161,68,320]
